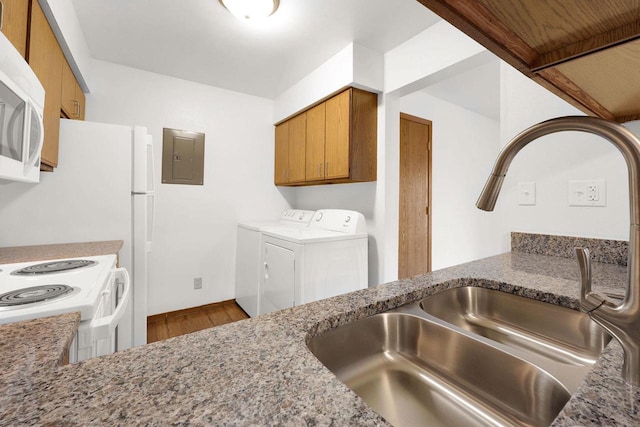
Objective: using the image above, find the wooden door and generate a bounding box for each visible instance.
[325,89,350,179]
[1,0,29,57]
[287,113,306,183]
[28,0,64,168]
[305,103,326,181]
[398,113,432,279]
[274,122,289,184]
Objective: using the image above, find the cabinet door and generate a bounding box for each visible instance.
[61,60,85,120]
[260,242,295,315]
[28,0,64,168]
[305,103,325,181]
[325,89,350,179]
[61,59,77,118]
[75,82,85,120]
[274,122,289,185]
[287,113,306,183]
[0,0,29,58]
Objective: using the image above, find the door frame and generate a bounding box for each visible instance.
[398,112,433,276]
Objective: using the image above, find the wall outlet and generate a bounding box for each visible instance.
[194,277,203,289]
[568,179,606,207]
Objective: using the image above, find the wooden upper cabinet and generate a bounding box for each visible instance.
[274,122,289,185]
[274,114,306,185]
[305,103,326,181]
[274,87,377,187]
[287,113,306,183]
[324,89,350,180]
[416,0,640,122]
[27,0,86,170]
[0,0,29,57]
[61,59,85,120]
[28,0,64,168]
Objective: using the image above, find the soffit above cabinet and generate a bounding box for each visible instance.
[416,0,640,122]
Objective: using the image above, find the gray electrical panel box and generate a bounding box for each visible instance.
[162,128,205,185]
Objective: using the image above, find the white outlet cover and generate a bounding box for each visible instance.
[518,182,536,206]
[568,179,606,207]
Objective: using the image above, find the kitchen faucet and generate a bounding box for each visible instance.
[476,115,640,386]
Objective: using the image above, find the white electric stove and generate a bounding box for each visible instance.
[0,255,131,361]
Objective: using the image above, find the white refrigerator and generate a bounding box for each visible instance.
[0,119,154,349]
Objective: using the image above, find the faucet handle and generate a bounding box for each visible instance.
[575,247,606,312]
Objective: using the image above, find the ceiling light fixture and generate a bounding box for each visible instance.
[219,0,280,20]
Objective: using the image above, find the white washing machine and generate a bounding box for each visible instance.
[259,209,368,315]
[235,209,315,317]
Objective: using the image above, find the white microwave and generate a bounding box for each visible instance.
[0,32,45,183]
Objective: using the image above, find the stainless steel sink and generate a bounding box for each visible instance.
[308,311,571,427]
[308,286,614,426]
[419,287,611,379]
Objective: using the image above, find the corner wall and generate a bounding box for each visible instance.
[273,43,384,123]
[398,92,503,270]
[498,63,630,245]
[85,60,294,315]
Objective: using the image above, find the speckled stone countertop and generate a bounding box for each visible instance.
[0,312,80,412]
[512,231,628,266]
[1,251,638,426]
[0,240,124,264]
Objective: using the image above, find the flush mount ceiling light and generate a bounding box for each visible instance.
[219,0,280,20]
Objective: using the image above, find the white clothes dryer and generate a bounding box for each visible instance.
[259,209,368,315]
[235,209,315,317]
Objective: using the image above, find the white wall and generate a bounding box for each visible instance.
[398,92,503,270]
[273,43,384,123]
[84,59,293,315]
[384,20,486,96]
[498,63,630,245]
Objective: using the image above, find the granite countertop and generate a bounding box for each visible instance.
[0,240,124,264]
[0,312,80,415]
[1,251,639,426]
[0,312,80,373]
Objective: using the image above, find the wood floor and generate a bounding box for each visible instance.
[147,300,249,343]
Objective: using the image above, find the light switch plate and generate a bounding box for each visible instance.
[518,182,536,205]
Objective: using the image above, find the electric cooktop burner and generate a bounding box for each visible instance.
[0,285,77,307]
[11,259,97,276]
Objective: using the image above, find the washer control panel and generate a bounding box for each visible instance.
[310,209,367,234]
[279,209,316,224]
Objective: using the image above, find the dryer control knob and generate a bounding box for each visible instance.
[315,212,323,221]
[345,216,351,223]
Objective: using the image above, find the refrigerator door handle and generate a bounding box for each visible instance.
[146,134,155,193]
[147,192,155,253]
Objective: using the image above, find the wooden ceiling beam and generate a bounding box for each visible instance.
[416,0,623,122]
[532,21,640,72]
[534,69,616,121]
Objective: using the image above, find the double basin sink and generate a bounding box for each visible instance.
[307,286,611,426]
